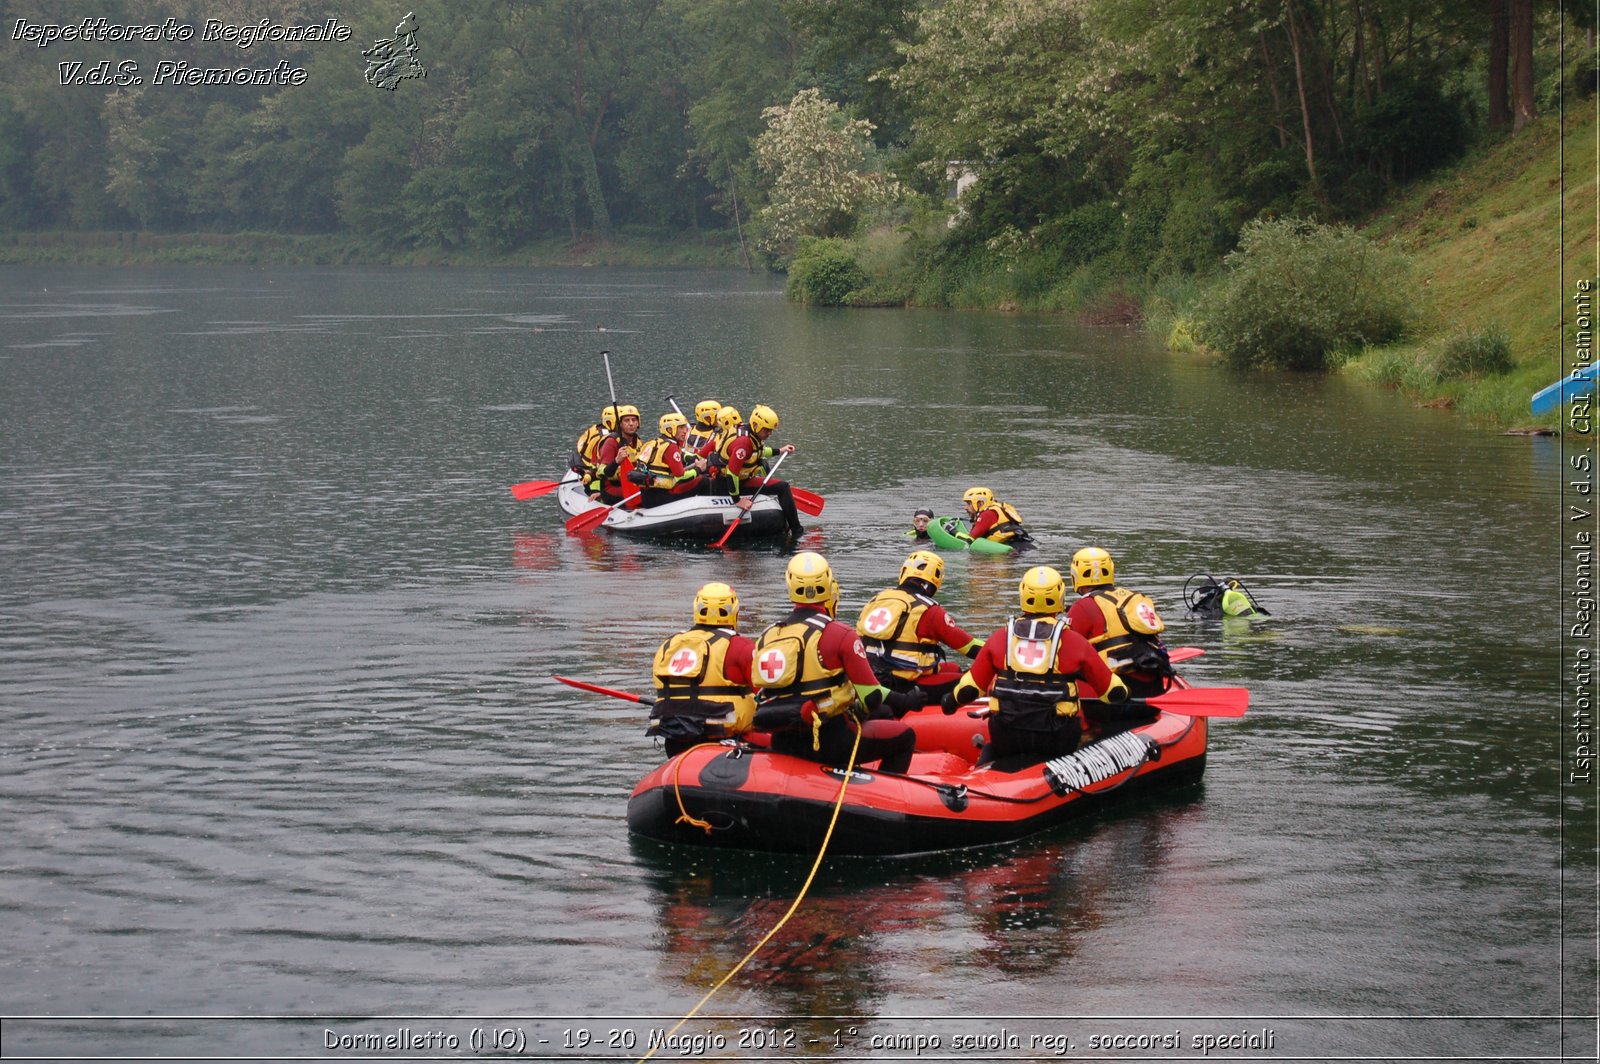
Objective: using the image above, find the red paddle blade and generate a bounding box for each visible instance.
[566,504,615,533]
[711,515,741,548]
[510,480,561,500]
[1167,646,1206,665]
[1139,686,1249,717]
[790,487,826,515]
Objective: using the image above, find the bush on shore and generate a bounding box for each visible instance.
[785,238,867,306]
[1192,218,1416,370]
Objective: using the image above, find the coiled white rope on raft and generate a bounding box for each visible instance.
[635,726,863,1064]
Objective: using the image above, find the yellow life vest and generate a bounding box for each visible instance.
[574,423,605,470]
[634,436,683,491]
[990,615,1081,722]
[751,613,855,721]
[685,424,718,457]
[651,625,755,737]
[1086,586,1166,670]
[976,500,1026,543]
[856,587,938,681]
[719,429,768,488]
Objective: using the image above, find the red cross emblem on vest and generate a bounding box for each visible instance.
[864,606,893,634]
[668,648,699,675]
[1014,639,1048,667]
[758,648,787,683]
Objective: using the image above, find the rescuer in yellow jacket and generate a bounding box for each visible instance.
[650,582,756,756]
[752,552,915,773]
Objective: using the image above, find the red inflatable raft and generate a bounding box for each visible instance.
[626,706,1208,857]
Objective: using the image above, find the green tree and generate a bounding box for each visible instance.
[788,0,913,146]
[751,87,900,257]
[681,0,799,261]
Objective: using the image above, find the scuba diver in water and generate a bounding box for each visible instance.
[1184,574,1270,619]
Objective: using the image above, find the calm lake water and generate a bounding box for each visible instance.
[0,265,1591,1061]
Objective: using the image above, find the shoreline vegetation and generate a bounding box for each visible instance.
[3,109,1590,433]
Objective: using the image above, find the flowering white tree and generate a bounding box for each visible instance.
[751,88,900,256]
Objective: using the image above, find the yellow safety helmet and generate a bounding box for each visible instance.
[658,411,688,438]
[899,550,945,593]
[694,399,722,425]
[615,404,640,422]
[963,486,993,510]
[601,407,618,430]
[1070,546,1115,591]
[785,551,834,604]
[693,581,739,626]
[749,404,779,434]
[1019,566,1066,615]
[717,405,742,433]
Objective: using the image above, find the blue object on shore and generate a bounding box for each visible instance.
[1530,363,1598,415]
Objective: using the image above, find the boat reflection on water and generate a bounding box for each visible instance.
[511,529,656,573]
[632,792,1203,1030]
[511,531,562,572]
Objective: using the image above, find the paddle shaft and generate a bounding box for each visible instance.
[961,684,1247,718]
[553,674,654,705]
[713,450,789,547]
[600,349,622,428]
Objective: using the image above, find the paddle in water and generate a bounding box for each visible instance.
[712,450,789,548]
[566,490,643,533]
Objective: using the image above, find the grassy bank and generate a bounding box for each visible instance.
[0,227,747,269]
[1342,104,1597,429]
[810,107,1595,432]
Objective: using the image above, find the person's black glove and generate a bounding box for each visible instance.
[626,468,649,485]
[940,691,959,715]
[885,688,924,717]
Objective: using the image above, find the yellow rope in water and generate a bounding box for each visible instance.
[636,726,863,1064]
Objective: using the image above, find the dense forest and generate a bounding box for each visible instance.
[0,0,1591,293]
